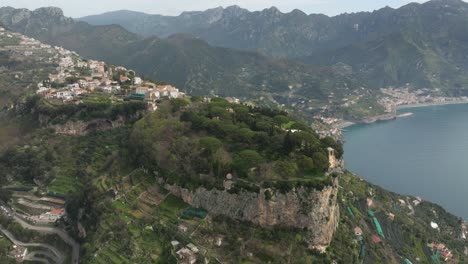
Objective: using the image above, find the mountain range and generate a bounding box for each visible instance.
[0,3,468,263]
[0,6,378,120]
[79,0,468,91]
[3,0,468,118]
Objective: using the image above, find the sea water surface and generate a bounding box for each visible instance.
[344,103,468,219]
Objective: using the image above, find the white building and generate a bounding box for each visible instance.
[136,87,150,95]
[134,77,143,85]
[39,208,65,221]
[56,91,73,101]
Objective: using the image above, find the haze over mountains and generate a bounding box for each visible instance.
[1,2,468,263]
[79,0,468,91]
[2,0,468,119]
[0,6,378,120]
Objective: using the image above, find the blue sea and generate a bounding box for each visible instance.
[344,103,468,219]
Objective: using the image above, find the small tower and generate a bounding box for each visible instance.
[327,147,337,169]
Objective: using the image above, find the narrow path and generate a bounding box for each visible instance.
[406,197,415,216]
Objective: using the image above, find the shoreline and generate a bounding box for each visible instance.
[396,100,468,110]
[337,99,468,129]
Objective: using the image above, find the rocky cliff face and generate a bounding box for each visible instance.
[49,118,125,136]
[166,178,340,251]
[0,7,73,37]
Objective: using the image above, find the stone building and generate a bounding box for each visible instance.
[327,147,337,169]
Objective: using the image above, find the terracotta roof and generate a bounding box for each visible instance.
[371,235,381,243]
[354,227,363,235]
[50,208,64,215]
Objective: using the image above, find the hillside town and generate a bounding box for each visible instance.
[37,52,185,111]
[1,26,184,113]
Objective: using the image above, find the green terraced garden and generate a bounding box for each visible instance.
[48,175,83,195]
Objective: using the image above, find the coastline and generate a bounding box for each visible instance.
[396,100,468,110]
[337,99,468,129]
[336,114,396,129]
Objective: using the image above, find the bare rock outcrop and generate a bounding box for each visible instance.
[166,177,340,250]
[51,118,125,135]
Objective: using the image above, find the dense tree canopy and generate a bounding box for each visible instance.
[130,99,341,190]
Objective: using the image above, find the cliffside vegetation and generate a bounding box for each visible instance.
[129,98,340,191]
[24,95,146,124]
[0,96,466,263]
[329,172,467,264]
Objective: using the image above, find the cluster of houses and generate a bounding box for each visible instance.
[0,26,58,62]
[34,46,185,111]
[38,208,65,222]
[172,241,200,264]
[170,223,219,264]
[37,55,118,101]
[134,83,184,111]
[311,116,347,140]
[427,242,453,262]
[10,193,67,224]
[380,87,468,113]
[9,245,28,262]
[1,26,187,111]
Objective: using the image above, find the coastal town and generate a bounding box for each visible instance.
[313,86,468,141]
[379,87,468,113]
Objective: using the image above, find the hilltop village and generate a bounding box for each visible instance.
[1,26,184,113]
[37,54,184,111]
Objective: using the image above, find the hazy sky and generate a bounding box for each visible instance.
[1,0,434,17]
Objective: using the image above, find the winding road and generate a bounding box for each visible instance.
[0,226,64,263]
[25,256,52,264]
[0,204,80,263]
[12,214,80,264]
[25,250,59,263]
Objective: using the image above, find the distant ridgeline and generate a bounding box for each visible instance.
[0,6,383,121]
[6,2,468,121]
[0,4,467,264]
[79,0,468,92]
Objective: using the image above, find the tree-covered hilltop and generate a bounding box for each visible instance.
[130,98,342,191]
[0,97,466,263]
